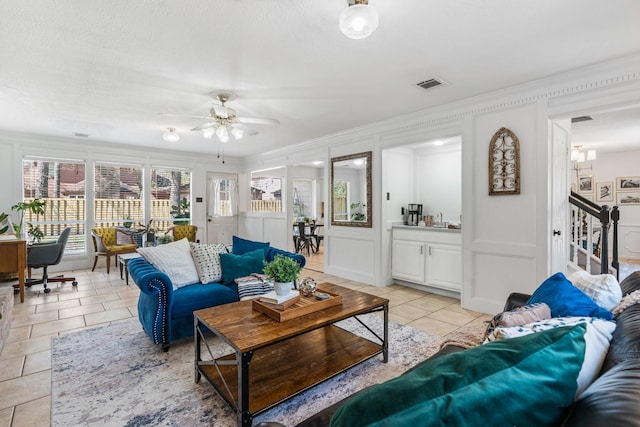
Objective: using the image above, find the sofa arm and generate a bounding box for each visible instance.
[128,257,174,348]
[503,292,531,312]
[265,246,306,268]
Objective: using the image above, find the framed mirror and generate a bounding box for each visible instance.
[331,151,372,228]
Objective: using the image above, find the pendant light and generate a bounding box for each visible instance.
[339,0,379,40]
[162,128,180,143]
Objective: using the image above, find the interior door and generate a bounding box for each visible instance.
[550,119,571,273]
[206,172,238,245]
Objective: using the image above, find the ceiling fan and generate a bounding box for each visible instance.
[161,92,279,143]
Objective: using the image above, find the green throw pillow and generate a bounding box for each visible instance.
[219,249,266,286]
[330,324,588,427]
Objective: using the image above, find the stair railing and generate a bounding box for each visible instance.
[569,191,619,279]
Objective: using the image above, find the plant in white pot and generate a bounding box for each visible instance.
[263,254,301,296]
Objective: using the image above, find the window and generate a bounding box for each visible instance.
[94,162,143,229]
[151,167,192,230]
[332,180,348,221]
[251,169,283,212]
[21,158,86,253]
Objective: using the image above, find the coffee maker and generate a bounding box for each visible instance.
[407,204,423,226]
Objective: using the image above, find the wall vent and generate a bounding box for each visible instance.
[571,116,593,123]
[416,78,445,90]
[73,132,89,138]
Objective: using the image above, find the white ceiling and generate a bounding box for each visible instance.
[1,0,639,157]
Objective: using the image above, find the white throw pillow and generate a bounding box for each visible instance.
[137,238,200,290]
[486,316,616,398]
[190,242,227,284]
[568,271,622,311]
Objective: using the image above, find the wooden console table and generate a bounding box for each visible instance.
[0,240,26,303]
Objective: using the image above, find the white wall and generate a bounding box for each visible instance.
[416,144,462,224]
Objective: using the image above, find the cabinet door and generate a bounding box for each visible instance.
[392,239,426,284]
[427,244,462,291]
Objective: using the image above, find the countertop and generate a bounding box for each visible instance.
[392,224,461,233]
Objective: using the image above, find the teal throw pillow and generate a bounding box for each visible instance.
[231,235,270,255]
[330,324,588,427]
[526,272,613,320]
[219,249,266,286]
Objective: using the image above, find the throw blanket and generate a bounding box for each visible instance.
[613,290,640,317]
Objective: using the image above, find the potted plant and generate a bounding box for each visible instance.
[7,198,47,242]
[170,198,190,226]
[263,254,301,295]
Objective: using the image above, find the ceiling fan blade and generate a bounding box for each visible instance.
[212,104,229,119]
[191,122,215,131]
[159,113,210,120]
[232,123,258,136]
[237,117,280,125]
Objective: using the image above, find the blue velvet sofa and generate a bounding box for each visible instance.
[128,237,305,351]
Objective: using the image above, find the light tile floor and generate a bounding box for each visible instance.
[0,254,491,427]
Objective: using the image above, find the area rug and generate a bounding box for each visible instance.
[51,314,443,426]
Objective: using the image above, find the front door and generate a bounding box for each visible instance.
[206,172,238,246]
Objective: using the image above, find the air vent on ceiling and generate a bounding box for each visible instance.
[73,132,89,138]
[416,78,445,90]
[571,116,593,123]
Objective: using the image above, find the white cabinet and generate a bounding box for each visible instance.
[392,239,426,283]
[391,227,462,292]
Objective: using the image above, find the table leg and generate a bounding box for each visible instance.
[239,350,253,426]
[194,318,202,383]
[119,258,124,280]
[383,303,389,363]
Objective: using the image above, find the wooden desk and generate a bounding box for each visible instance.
[0,240,26,303]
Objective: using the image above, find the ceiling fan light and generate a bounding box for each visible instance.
[162,128,180,143]
[339,1,379,40]
[219,133,230,143]
[216,125,228,139]
[231,127,244,140]
[202,127,215,139]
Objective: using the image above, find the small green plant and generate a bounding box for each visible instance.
[171,198,190,226]
[9,198,47,240]
[263,254,301,283]
[350,201,366,221]
[156,233,174,245]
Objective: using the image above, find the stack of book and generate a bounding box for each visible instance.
[258,290,300,310]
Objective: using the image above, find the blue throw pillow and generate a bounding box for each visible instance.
[219,249,266,286]
[231,235,270,255]
[526,272,613,320]
[331,324,588,427]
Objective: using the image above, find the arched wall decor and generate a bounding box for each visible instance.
[489,127,520,195]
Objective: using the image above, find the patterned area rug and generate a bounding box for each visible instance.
[51,314,443,426]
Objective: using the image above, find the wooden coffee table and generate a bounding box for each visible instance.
[194,283,389,427]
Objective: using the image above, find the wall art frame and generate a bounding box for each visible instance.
[595,182,614,203]
[488,127,520,196]
[578,175,594,194]
[617,191,640,205]
[616,176,640,191]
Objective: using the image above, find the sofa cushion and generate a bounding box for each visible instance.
[219,249,266,286]
[171,282,239,319]
[484,316,616,397]
[190,242,227,284]
[231,235,270,255]
[568,270,622,311]
[330,324,588,427]
[526,272,613,320]
[136,238,200,290]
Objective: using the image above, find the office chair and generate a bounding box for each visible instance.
[26,227,78,294]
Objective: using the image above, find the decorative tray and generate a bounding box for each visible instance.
[252,290,343,322]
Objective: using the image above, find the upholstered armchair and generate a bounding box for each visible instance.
[91,227,139,273]
[167,225,198,242]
